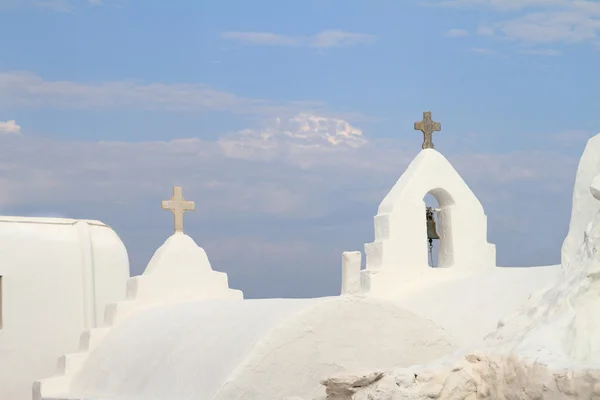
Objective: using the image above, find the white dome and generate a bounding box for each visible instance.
[65,296,456,400]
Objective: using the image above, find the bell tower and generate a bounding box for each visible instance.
[361,111,496,297]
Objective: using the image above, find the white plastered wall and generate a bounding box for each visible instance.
[363,149,496,296]
[0,217,129,400]
[36,232,243,400]
[561,133,600,268]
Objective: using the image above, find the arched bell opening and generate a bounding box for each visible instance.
[423,194,440,268]
[423,189,455,268]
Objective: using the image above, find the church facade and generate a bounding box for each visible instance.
[0,112,568,400]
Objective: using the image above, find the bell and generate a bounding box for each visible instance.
[426,208,440,240]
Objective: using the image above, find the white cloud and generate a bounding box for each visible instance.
[499,10,600,44]
[550,130,593,145]
[0,120,22,135]
[219,113,368,161]
[444,28,470,37]
[220,32,300,46]
[477,25,496,36]
[0,123,578,212]
[519,48,562,54]
[425,0,600,46]
[423,0,573,11]
[470,47,496,54]
[221,30,378,48]
[35,0,71,12]
[309,30,378,48]
[0,113,370,213]
[0,122,584,294]
[0,71,325,116]
[4,0,105,10]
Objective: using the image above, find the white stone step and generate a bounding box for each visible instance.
[33,377,70,400]
[126,276,143,299]
[55,353,88,376]
[78,328,110,352]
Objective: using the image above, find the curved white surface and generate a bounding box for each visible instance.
[69,298,324,400]
[388,265,560,346]
[0,216,129,400]
[562,134,600,268]
[35,231,243,400]
[65,297,456,400]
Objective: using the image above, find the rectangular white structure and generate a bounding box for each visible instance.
[341,251,362,295]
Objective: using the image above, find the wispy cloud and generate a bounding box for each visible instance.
[35,0,71,12]
[422,0,575,11]
[550,130,593,145]
[470,47,496,54]
[519,48,562,55]
[221,30,378,48]
[426,0,600,46]
[498,10,600,44]
[0,114,576,210]
[0,117,373,212]
[477,25,496,36]
[0,117,585,295]
[0,120,22,135]
[0,71,325,117]
[443,28,470,37]
[2,0,106,11]
[310,30,378,48]
[221,32,300,46]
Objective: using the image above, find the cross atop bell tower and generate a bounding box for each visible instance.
[161,186,195,234]
[414,111,442,150]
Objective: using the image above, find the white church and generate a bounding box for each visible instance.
[1,111,598,400]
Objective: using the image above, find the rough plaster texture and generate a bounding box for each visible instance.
[35,232,242,400]
[363,149,496,297]
[315,133,600,400]
[52,297,455,400]
[318,216,600,399]
[562,134,600,268]
[0,217,129,400]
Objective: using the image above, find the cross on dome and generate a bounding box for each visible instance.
[414,111,442,150]
[161,186,195,234]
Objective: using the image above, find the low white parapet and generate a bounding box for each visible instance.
[341,251,362,295]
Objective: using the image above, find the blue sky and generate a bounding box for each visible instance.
[0,0,599,297]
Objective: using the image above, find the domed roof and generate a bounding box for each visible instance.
[66,296,456,400]
[144,232,212,275]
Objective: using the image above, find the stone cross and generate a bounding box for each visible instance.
[414,111,442,150]
[161,186,195,234]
